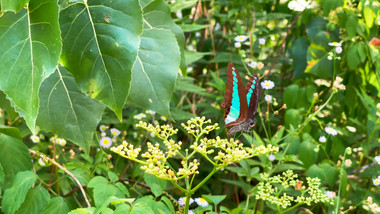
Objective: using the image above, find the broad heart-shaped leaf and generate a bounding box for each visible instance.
[2,171,37,214]
[142,0,187,74]
[37,67,105,153]
[40,197,70,214]
[0,134,32,188]
[128,28,180,118]
[0,0,61,134]
[0,0,29,12]
[59,0,143,120]
[15,186,50,214]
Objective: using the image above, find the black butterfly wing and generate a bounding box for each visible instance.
[245,74,260,119]
[222,63,249,127]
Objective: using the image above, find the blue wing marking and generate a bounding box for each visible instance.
[225,70,241,124]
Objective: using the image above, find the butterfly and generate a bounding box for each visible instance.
[222,63,261,136]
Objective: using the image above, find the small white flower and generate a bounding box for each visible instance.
[373,177,380,186]
[160,116,167,121]
[268,154,276,161]
[346,126,356,132]
[99,125,107,132]
[375,156,380,165]
[257,62,264,69]
[30,135,40,143]
[325,126,338,136]
[38,157,46,166]
[146,110,155,115]
[234,42,241,48]
[134,113,147,120]
[271,36,275,40]
[57,138,66,146]
[264,94,273,103]
[327,55,333,60]
[319,136,327,143]
[195,197,209,207]
[100,137,112,148]
[259,38,266,45]
[328,42,341,47]
[261,80,275,90]
[344,159,352,167]
[325,191,336,199]
[110,128,121,137]
[235,35,248,42]
[248,61,258,68]
[178,197,194,206]
[335,46,342,54]
[188,210,194,214]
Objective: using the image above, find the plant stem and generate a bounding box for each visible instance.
[29,149,91,207]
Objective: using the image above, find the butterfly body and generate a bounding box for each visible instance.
[222,63,260,136]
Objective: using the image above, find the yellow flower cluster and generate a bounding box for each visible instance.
[256,170,332,209]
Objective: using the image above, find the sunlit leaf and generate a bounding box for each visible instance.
[128,28,180,119]
[0,0,61,133]
[0,0,29,12]
[15,186,50,214]
[142,0,187,74]
[59,0,143,120]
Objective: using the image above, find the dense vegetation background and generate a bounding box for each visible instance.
[0,0,379,213]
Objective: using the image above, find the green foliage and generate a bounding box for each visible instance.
[0,0,379,213]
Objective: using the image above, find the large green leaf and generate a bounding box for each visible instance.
[59,0,143,120]
[128,28,180,118]
[37,67,105,153]
[40,197,70,214]
[2,171,37,214]
[0,0,29,12]
[0,0,61,134]
[291,38,308,79]
[88,176,124,207]
[0,134,32,188]
[142,0,187,74]
[15,186,50,214]
[305,31,333,78]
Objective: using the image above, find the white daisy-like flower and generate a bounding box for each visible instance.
[38,157,46,166]
[259,38,266,45]
[261,80,275,90]
[325,191,336,199]
[110,128,121,137]
[235,35,248,42]
[373,177,380,186]
[30,135,40,143]
[268,154,276,161]
[57,138,66,146]
[234,42,241,48]
[160,116,167,121]
[328,42,341,47]
[195,197,209,207]
[99,125,107,132]
[325,126,338,136]
[264,94,273,103]
[145,110,155,115]
[335,46,342,54]
[178,197,194,206]
[288,0,308,11]
[257,62,264,69]
[319,136,327,143]
[134,113,147,120]
[375,156,380,165]
[248,61,258,68]
[100,137,112,148]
